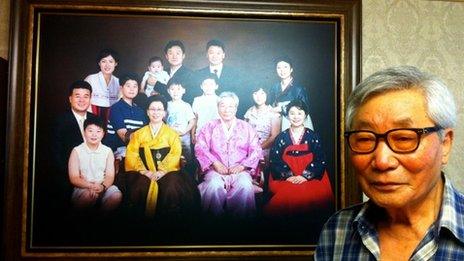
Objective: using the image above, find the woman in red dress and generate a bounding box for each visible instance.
[264,99,334,218]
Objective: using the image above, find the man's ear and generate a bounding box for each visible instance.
[441,128,454,165]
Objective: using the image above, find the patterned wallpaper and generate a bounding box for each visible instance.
[0,0,10,59]
[363,0,464,191]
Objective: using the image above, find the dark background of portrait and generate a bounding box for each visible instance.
[33,13,336,247]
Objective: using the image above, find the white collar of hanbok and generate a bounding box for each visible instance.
[149,123,163,138]
[98,71,115,87]
[220,118,236,140]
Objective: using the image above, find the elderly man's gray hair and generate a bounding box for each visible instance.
[218,91,239,107]
[346,66,457,136]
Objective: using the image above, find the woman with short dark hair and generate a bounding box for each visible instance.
[268,56,314,131]
[84,48,120,123]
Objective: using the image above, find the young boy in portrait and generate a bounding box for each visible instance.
[166,81,196,162]
[191,73,220,144]
[68,117,122,212]
[104,73,148,161]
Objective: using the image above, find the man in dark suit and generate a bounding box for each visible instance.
[195,39,249,118]
[51,80,98,209]
[164,40,195,103]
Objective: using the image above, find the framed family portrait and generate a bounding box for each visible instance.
[3,0,361,259]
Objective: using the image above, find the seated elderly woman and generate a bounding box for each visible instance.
[316,66,463,260]
[195,92,262,218]
[265,99,334,218]
[124,95,199,219]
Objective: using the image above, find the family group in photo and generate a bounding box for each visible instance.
[51,39,335,225]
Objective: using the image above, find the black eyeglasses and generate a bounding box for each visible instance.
[344,126,441,154]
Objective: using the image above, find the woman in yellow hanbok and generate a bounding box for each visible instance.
[125,95,199,218]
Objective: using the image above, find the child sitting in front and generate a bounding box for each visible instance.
[166,81,196,161]
[140,56,170,97]
[68,117,122,212]
[191,73,220,144]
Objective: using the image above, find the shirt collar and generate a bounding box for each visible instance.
[437,175,464,243]
[71,109,87,122]
[220,118,236,140]
[83,142,103,154]
[352,201,375,235]
[200,94,219,101]
[169,65,182,77]
[120,98,135,108]
[210,64,223,76]
[97,71,115,83]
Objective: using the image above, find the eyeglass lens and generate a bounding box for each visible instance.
[348,129,419,153]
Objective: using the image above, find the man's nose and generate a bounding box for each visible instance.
[371,141,398,171]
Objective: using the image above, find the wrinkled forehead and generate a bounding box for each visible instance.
[357,88,426,111]
[218,97,237,107]
[352,89,429,128]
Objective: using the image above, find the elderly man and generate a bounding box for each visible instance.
[195,92,262,218]
[315,66,463,260]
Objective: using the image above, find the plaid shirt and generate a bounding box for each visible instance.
[315,176,464,260]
